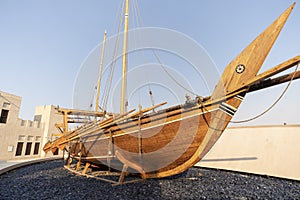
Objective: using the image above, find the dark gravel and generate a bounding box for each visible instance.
[0,160,299,200]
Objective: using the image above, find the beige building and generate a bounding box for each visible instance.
[0,91,62,161]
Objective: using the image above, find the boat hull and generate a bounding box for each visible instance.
[44,3,296,183]
[70,94,243,178]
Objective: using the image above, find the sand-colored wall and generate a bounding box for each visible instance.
[0,91,63,160]
[34,105,63,157]
[196,125,300,180]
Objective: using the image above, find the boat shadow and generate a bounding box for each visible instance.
[200,157,258,162]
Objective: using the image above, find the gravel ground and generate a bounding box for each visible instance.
[0,160,299,200]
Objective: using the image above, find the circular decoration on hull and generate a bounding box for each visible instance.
[235,64,246,74]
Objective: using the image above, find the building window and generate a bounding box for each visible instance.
[25,142,32,155]
[33,143,40,155]
[21,120,26,126]
[15,142,23,156]
[34,115,42,122]
[0,109,9,124]
[53,148,59,155]
[3,102,10,108]
[27,136,34,141]
[8,145,14,152]
[18,135,26,141]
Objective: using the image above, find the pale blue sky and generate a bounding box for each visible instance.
[0,0,299,125]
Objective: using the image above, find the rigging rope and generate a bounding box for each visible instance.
[151,50,200,96]
[0,93,20,109]
[96,0,123,111]
[196,62,299,131]
[133,0,200,97]
[132,0,142,105]
[100,0,125,111]
[133,0,157,107]
[96,0,298,125]
[230,62,299,123]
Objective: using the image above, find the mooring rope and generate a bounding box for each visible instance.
[230,62,299,123]
[197,62,299,126]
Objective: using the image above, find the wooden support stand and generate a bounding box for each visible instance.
[82,162,91,175]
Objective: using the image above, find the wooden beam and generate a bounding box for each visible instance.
[115,151,146,178]
[55,107,107,117]
[116,164,128,185]
[82,162,91,175]
[229,56,300,95]
[249,70,300,92]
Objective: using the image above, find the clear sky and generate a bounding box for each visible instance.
[0,0,299,126]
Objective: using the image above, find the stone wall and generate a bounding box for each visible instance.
[197,125,300,180]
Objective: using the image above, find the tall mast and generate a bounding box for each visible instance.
[120,0,129,114]
[95,31,107,113]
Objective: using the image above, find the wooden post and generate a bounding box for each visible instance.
[107,129,113,170]
[75,142,83,172]
[138,105,143,164]
[82,162,91,175]
[117,164,128,185]
[67,157,72,169]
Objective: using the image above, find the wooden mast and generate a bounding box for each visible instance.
[120,0,129,114]
[95,31,107,113]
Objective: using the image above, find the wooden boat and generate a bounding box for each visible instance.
[43,2,300,185]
